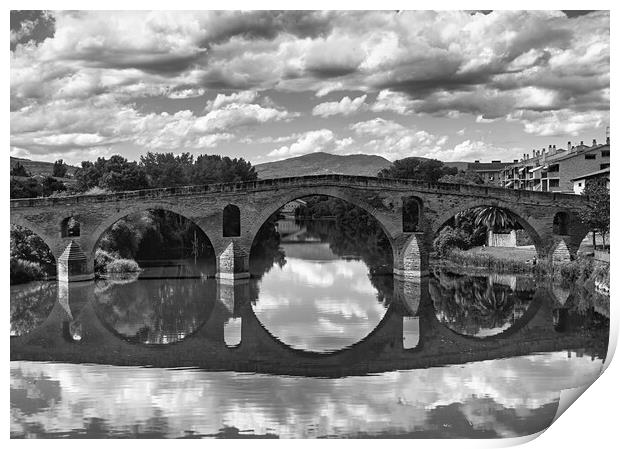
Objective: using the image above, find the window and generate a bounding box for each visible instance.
[578,182,583,187]
[602,150,610,157]
[549,179,560,188]
[600,163,610,170]
[402,197,422,232]
[61,216,80,237]
[548,164,559,173]
[553,212,569,235]
[222,204,241,237]
[585,154,596,160]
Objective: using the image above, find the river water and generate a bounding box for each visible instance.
[10,218,609,438]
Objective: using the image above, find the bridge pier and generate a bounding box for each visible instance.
[393,232,429,278]
[393,274,429,316]
[217,278,256,316]
[57,240,95,282]
[215,241,250,280]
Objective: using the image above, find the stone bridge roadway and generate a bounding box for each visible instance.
[11,277,607,377]
[10,175,588,281]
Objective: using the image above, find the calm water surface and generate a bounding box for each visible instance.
[10,218,609,438]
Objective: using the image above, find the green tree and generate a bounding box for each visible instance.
[52,159,68,178]
[10,176,66,199]
[191,155,257,184]
[468,206,515,232]
[438,170,485,185]
[579,179,610,249]
[10,225,56,274]
[140,152,194,187]
[378,157,457,183]
[75,155,150,192]
[10,162,30,177]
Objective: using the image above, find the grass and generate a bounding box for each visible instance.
[435,247,609,292]
[459,245,537,262]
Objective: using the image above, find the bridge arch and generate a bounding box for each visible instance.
[87,202,217,259]
[248,187,399,257]
[432,199,545,257]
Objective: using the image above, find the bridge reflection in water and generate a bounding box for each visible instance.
[10,274,608,377]
[10,267,609,438]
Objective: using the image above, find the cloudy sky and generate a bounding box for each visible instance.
[10,10,609,165]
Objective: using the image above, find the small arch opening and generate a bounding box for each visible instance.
[403,316,420,349]
[402,197,422,232]
[224,317,242,347]
[61,216,80,237]
[223,204,241,237]
[553,212,569,236]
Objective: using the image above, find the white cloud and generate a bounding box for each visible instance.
[370,90,414,115]
[315,81,344,97]
[312,94,367,117]
[267,129,335,159]
[168,88,205,99]
[206,90,258,111]
[422,139,521,162]
[507,109,608,137]
[9,10,609,161]
[195,103,293,133]
[350,118,449,161]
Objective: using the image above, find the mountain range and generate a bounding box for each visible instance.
[254,152,392,178]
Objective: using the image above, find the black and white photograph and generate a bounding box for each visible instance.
[8,6,613,440]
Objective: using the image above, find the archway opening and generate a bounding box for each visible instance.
[248,194,394,353]
[10,224,56,285]
[433,205,541,267]
[223,204,241,237]
[402,196,422,232]
[553,212,569,236]
[94,209,216,278]
[61,216,80,237]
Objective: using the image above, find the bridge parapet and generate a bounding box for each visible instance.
[10,175,583,209]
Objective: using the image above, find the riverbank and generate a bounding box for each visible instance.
[434,248,610,293]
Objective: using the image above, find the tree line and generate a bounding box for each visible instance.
[10,152,257,199]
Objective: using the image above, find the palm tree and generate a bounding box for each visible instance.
[470,206,516,231]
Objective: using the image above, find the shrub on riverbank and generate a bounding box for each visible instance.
[105,258,141,274]
[94,248,141,275]
[10,258,45,284]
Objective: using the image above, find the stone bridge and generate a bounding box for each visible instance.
[10,175,589,281]
[10,277,608,376]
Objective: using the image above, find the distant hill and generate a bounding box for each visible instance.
[255,152,392,179]
[10,156,78,178]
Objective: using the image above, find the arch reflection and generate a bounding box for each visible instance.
[430,270,535,338]
[93,276,217,345]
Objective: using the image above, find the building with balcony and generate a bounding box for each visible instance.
[500,138,610,193]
